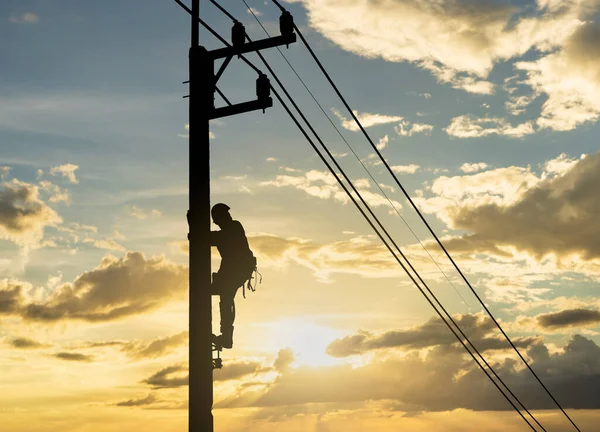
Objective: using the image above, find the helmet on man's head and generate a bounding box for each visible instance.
[211,203,231,220]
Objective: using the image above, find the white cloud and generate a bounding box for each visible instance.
[395,120,433,137]
[515,22,600,131]
[9,13,40,24]
[261,168,403,211]
[460,162,488,173]
[332,109,404,131]
[376,135,389,150]
[391,164,420,174]
[247,7,263,16]
[38,180,71,205]
[49,164,79,184]
[128,206,162,220]
[0,166,11,180]
[505,94,535,116]
[445,115,535,138]
[290,0,588,95]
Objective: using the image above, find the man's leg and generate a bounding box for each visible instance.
[219,289,236,349]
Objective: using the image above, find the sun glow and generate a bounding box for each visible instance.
[263,320,345,367]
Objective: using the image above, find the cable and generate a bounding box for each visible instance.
[241,0,473,315]
[197,5,542,430]
[235,3,549,431]
[277,2,580,429]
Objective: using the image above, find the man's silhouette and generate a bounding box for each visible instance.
[210,203,256,349]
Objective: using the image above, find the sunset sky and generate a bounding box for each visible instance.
[3,0,600,431]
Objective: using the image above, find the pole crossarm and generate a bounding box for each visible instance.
[210,97,272,119]
[209,33,296,60]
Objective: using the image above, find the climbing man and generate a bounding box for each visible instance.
[210,203,256,349]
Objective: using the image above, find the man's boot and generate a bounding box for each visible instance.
[220,326,234,349]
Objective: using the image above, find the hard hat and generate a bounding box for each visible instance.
[211,203,231,219]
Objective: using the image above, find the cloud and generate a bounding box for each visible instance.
[260,169,403,211]
[332,109,404,131]
[249,234,402,280]
[123,331,189,359]
[0,166,10,179]
[214,361,266,382]
[38,180,71,205]
[289,0,588,94]
[9,12,40,24]
[82,237,125,252]
[49,164,79,184]
[445,115,535,138]
[460,162,488,173]
[218,333,600,412]
[0,179,62,247]
[0,252,187,322]
[143,360,265,389]
[376,135,388,150]
[247,7,263,16]
[128,206,162,220]
[116,393,158,407]
[505,94,535,116]
[515,22,600,131]
[415,151,600,261]
[10,337,50,349]
[391,164,420,174]
[144,364,188,389]
[273,348,295,372]
[395,120,434,137]
[536,308,600,329]
[53,352,93,362]
[326,313,537,357]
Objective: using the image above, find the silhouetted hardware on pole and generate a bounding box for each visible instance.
[171,0,296,430]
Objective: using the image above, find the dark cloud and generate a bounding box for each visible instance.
[0,252,187,322]
[0,282,23,313]
[76,331,189,360]
[53,352,93,362]
[143,364,188,389]
[217,334,600,412]
[326,313,537,357]
[142,359,267,389]
[439,152,600,260]
[214,361,265,382]
[0,179,61,244]
[116,393,157,407]
[273,348,294,372]
[123,331,188,359]
[10,337,50,349]
[537,308,600,329]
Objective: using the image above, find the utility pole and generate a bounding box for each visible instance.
[187,0,214,431]
[181,1,296,430]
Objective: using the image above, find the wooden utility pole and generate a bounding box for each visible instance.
[188,0,214,431]
[180,1,296,429]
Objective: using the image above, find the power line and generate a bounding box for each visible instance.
[271,1,580,429]
[234,3,549,430]
[240,0,473,316]
[201,7,541,431]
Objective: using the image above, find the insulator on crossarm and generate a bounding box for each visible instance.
[232,21,246,49]
[280,11,294,47]
[256,73,271,112]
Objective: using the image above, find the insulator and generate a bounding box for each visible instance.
[279,11,294,37]
[232,21,246,48]
[256,73,271,101]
